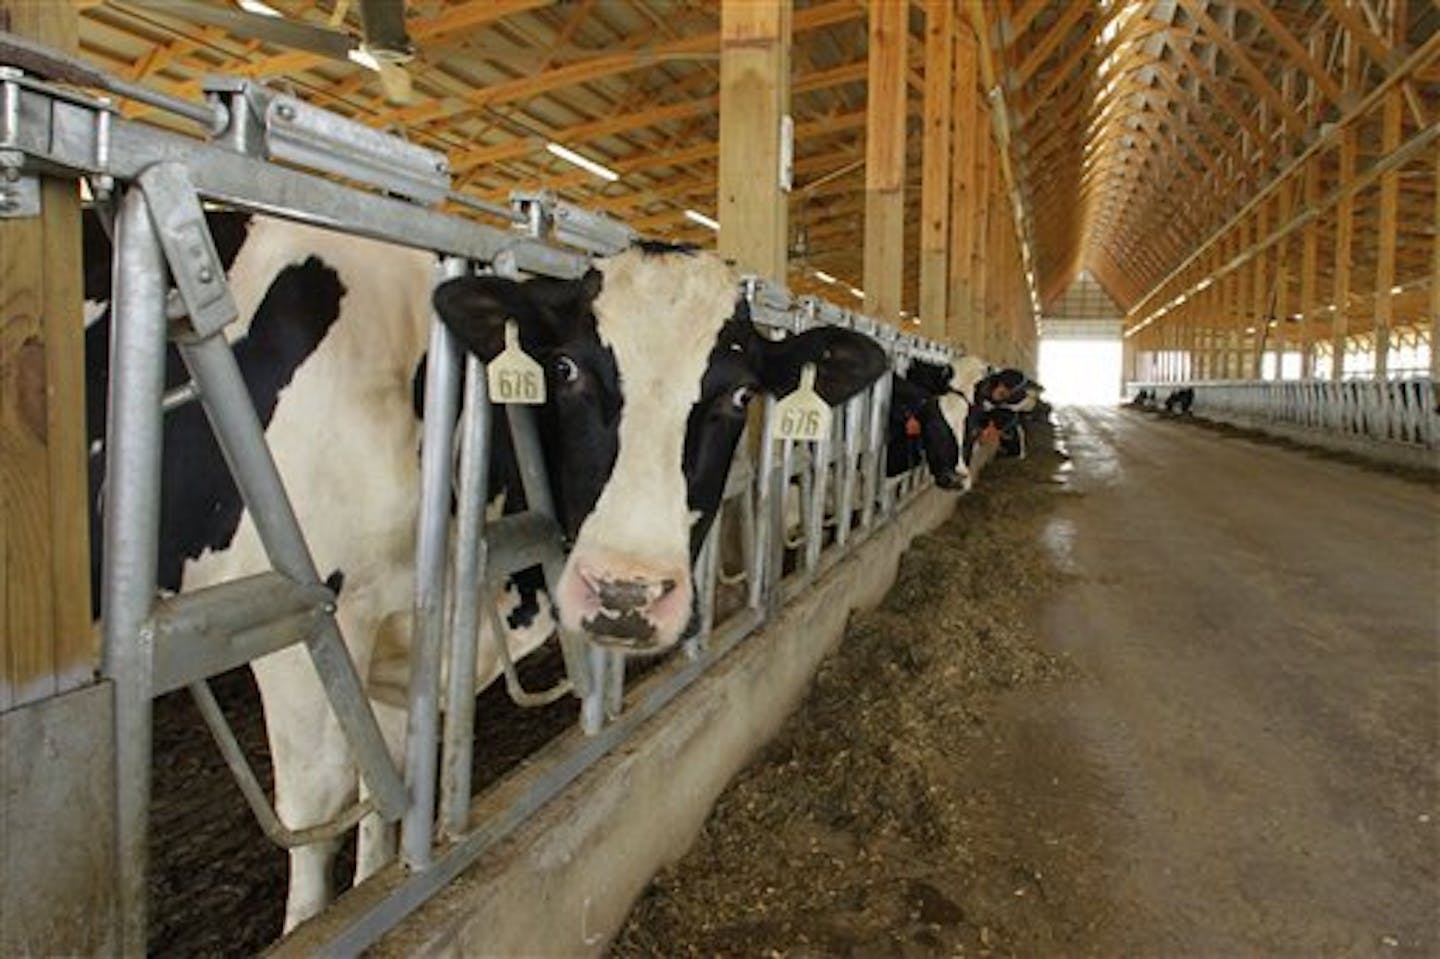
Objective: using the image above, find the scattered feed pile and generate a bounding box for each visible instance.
[612,425,1101,956]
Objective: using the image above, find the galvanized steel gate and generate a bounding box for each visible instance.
[2,36,954,956]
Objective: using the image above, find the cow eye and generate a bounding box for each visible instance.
[552,355,579,383]
[729,385,756,411]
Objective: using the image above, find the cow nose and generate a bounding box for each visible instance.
[583,572,676,614]
[935,471,962,490]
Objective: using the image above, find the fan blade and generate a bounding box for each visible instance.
[358,0,412,61]
[127,0,353,61]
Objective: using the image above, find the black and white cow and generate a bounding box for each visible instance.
[1164,386,1195,415]
[85,213,886,931]
[886,367,965,490]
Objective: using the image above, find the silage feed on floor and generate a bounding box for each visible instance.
[610,423,1094,957]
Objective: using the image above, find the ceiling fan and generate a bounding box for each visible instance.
[127,0,416,104]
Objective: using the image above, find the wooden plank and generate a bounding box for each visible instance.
[862,0,907,324]
[1,0,91,710]
[918,0,953,340]
[1372,85,1402,377]
[948,23,979,348]
[717,0,791,279]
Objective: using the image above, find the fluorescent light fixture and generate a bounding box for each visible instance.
[813,270,838,284]
[545,142,620,182]
[348,47,381,71]
[1390,284,1403,294]
[848,286,864,298]
[683,209,719,231]
[237,0,283,16]
[1244,326,1257,334]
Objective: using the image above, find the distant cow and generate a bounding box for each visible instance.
[1164,387,1195,415]
[86,214,888,931]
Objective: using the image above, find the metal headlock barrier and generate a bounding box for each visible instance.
[1126,379,1439,453]
[1,35,961,956]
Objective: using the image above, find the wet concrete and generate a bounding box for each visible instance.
[1034,407,1439,955]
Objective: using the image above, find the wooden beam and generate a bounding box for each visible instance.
[1329,124,1357,378]
[1298,153,1321,376]
[717,0,790,278]
[1432,144,1439,382]
[948,22,979,348]
[918,0,953,340]
[1238,0,1347,111]
[0,0,92,709]
[1014,0,1088,88]
[391,0,864,128]
[1371,84,1402,376]
[450,58,868,174]
[863,0,907,324]
[1176,0,1307,138]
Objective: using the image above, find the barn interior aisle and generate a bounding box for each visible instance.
[612,410,1438,955]
[1034,407,1439,954]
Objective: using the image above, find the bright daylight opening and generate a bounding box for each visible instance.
[1038,337,1124,405]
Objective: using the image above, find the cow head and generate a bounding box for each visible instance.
[888,373,963,489]
[433,244,886,651]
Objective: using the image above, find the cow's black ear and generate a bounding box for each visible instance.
[433,272,595,361]
[756,326,889,404]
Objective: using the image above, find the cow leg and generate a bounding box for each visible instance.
[251,644,360,933]
[355,698,407,885]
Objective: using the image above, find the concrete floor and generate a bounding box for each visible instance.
[1035,407,1439,955]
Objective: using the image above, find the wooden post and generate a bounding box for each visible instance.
[1251,196,1271,379]
[1227,232,1243,379]
[1372,85,1402,379]
[1432,146,1439,383]
[918,0,952,341]
[1331,125,1357,379]
[862,0,906,324]
[717,0,791,279]
[1,0,92,711]
[948,23,979,349]
[970,101,992,357]
[1298,154,1320,377]
[1272,179,1294,377]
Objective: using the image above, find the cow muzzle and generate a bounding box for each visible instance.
[559,561,692,652]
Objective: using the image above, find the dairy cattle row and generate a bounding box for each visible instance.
[84,212,887,930]
[887,356,1045,492]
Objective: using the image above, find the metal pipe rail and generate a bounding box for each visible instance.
[1127,378,1439,452]
[0,43,964,958]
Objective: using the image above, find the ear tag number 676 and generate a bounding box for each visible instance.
[487,320,546,405]
[771,363,832,442]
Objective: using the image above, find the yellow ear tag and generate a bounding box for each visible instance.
[771,363,832,442]
[486,320,546,405]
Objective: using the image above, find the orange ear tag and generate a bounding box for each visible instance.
[905,415,922,438]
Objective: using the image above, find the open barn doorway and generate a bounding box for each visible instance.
[1038,336,1123,404]
[1037,270,1124,405]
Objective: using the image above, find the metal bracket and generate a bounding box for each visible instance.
[138,162,238,339]
[0,165,39,217]
[202,77,450,205]
[510,190,635,255]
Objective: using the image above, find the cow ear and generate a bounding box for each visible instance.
[432,271,597,361]
[755,326,889,405]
